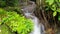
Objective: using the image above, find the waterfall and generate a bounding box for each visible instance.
[21,1,45,34]
[30,16,41,34]
[22,12,45,34]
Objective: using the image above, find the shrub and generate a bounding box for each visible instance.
[0,0,19,7]
[0,24,15,34]
[6,0,19,6]
[45,0,60,20]
[0,8,7,25]
[4,11,33,34]
[0,8,34,34]
[0,0,6,7]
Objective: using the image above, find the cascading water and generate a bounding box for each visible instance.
[21,1,45,34]
[22,12,41,34]
[23,12,45,34]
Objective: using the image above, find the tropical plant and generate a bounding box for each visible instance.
[45,0,60,20]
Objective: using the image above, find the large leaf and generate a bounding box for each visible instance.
[59,0,60,2]
[46,0,54,5]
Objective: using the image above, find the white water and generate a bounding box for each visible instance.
[30,16,41,34]
[23,13,45,34]
[21,1,45,34]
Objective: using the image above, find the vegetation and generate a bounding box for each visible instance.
[45,0,60,20]
[0,0,60,34]
[0,0,19,7]
[35,0,60,34]
[0,0,33,34]
[0,8,33,34]
[0,24,15,34]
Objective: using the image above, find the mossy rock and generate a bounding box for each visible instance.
[0,24,15,34]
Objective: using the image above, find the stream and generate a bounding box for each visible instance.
[21,9,45,34]
[21,1,45,34]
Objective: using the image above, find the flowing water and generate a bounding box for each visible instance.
[29,16,42,34]
[22,12,45,34]
[24,13,41,34]
[21,1,45,34]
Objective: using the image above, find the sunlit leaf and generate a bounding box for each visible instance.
[53,11,57,17]
[57,8,60,12]
[51,4,56,11]
[59,0,60,2]
[46,0,54,5]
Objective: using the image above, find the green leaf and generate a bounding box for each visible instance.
[57,8,60,12]
[59,0,60,2]
[46,0,54,5]
[53,11,57,17]
[51,4,56,11]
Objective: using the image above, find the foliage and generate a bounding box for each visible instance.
[0,0,6,7]
[6,0,19,6]
[0,24,15,34]
[4,6,22,14]
[0,8,34,34]
[0,8,7,25]
[45,0,60,20]
[0,0,19,7]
